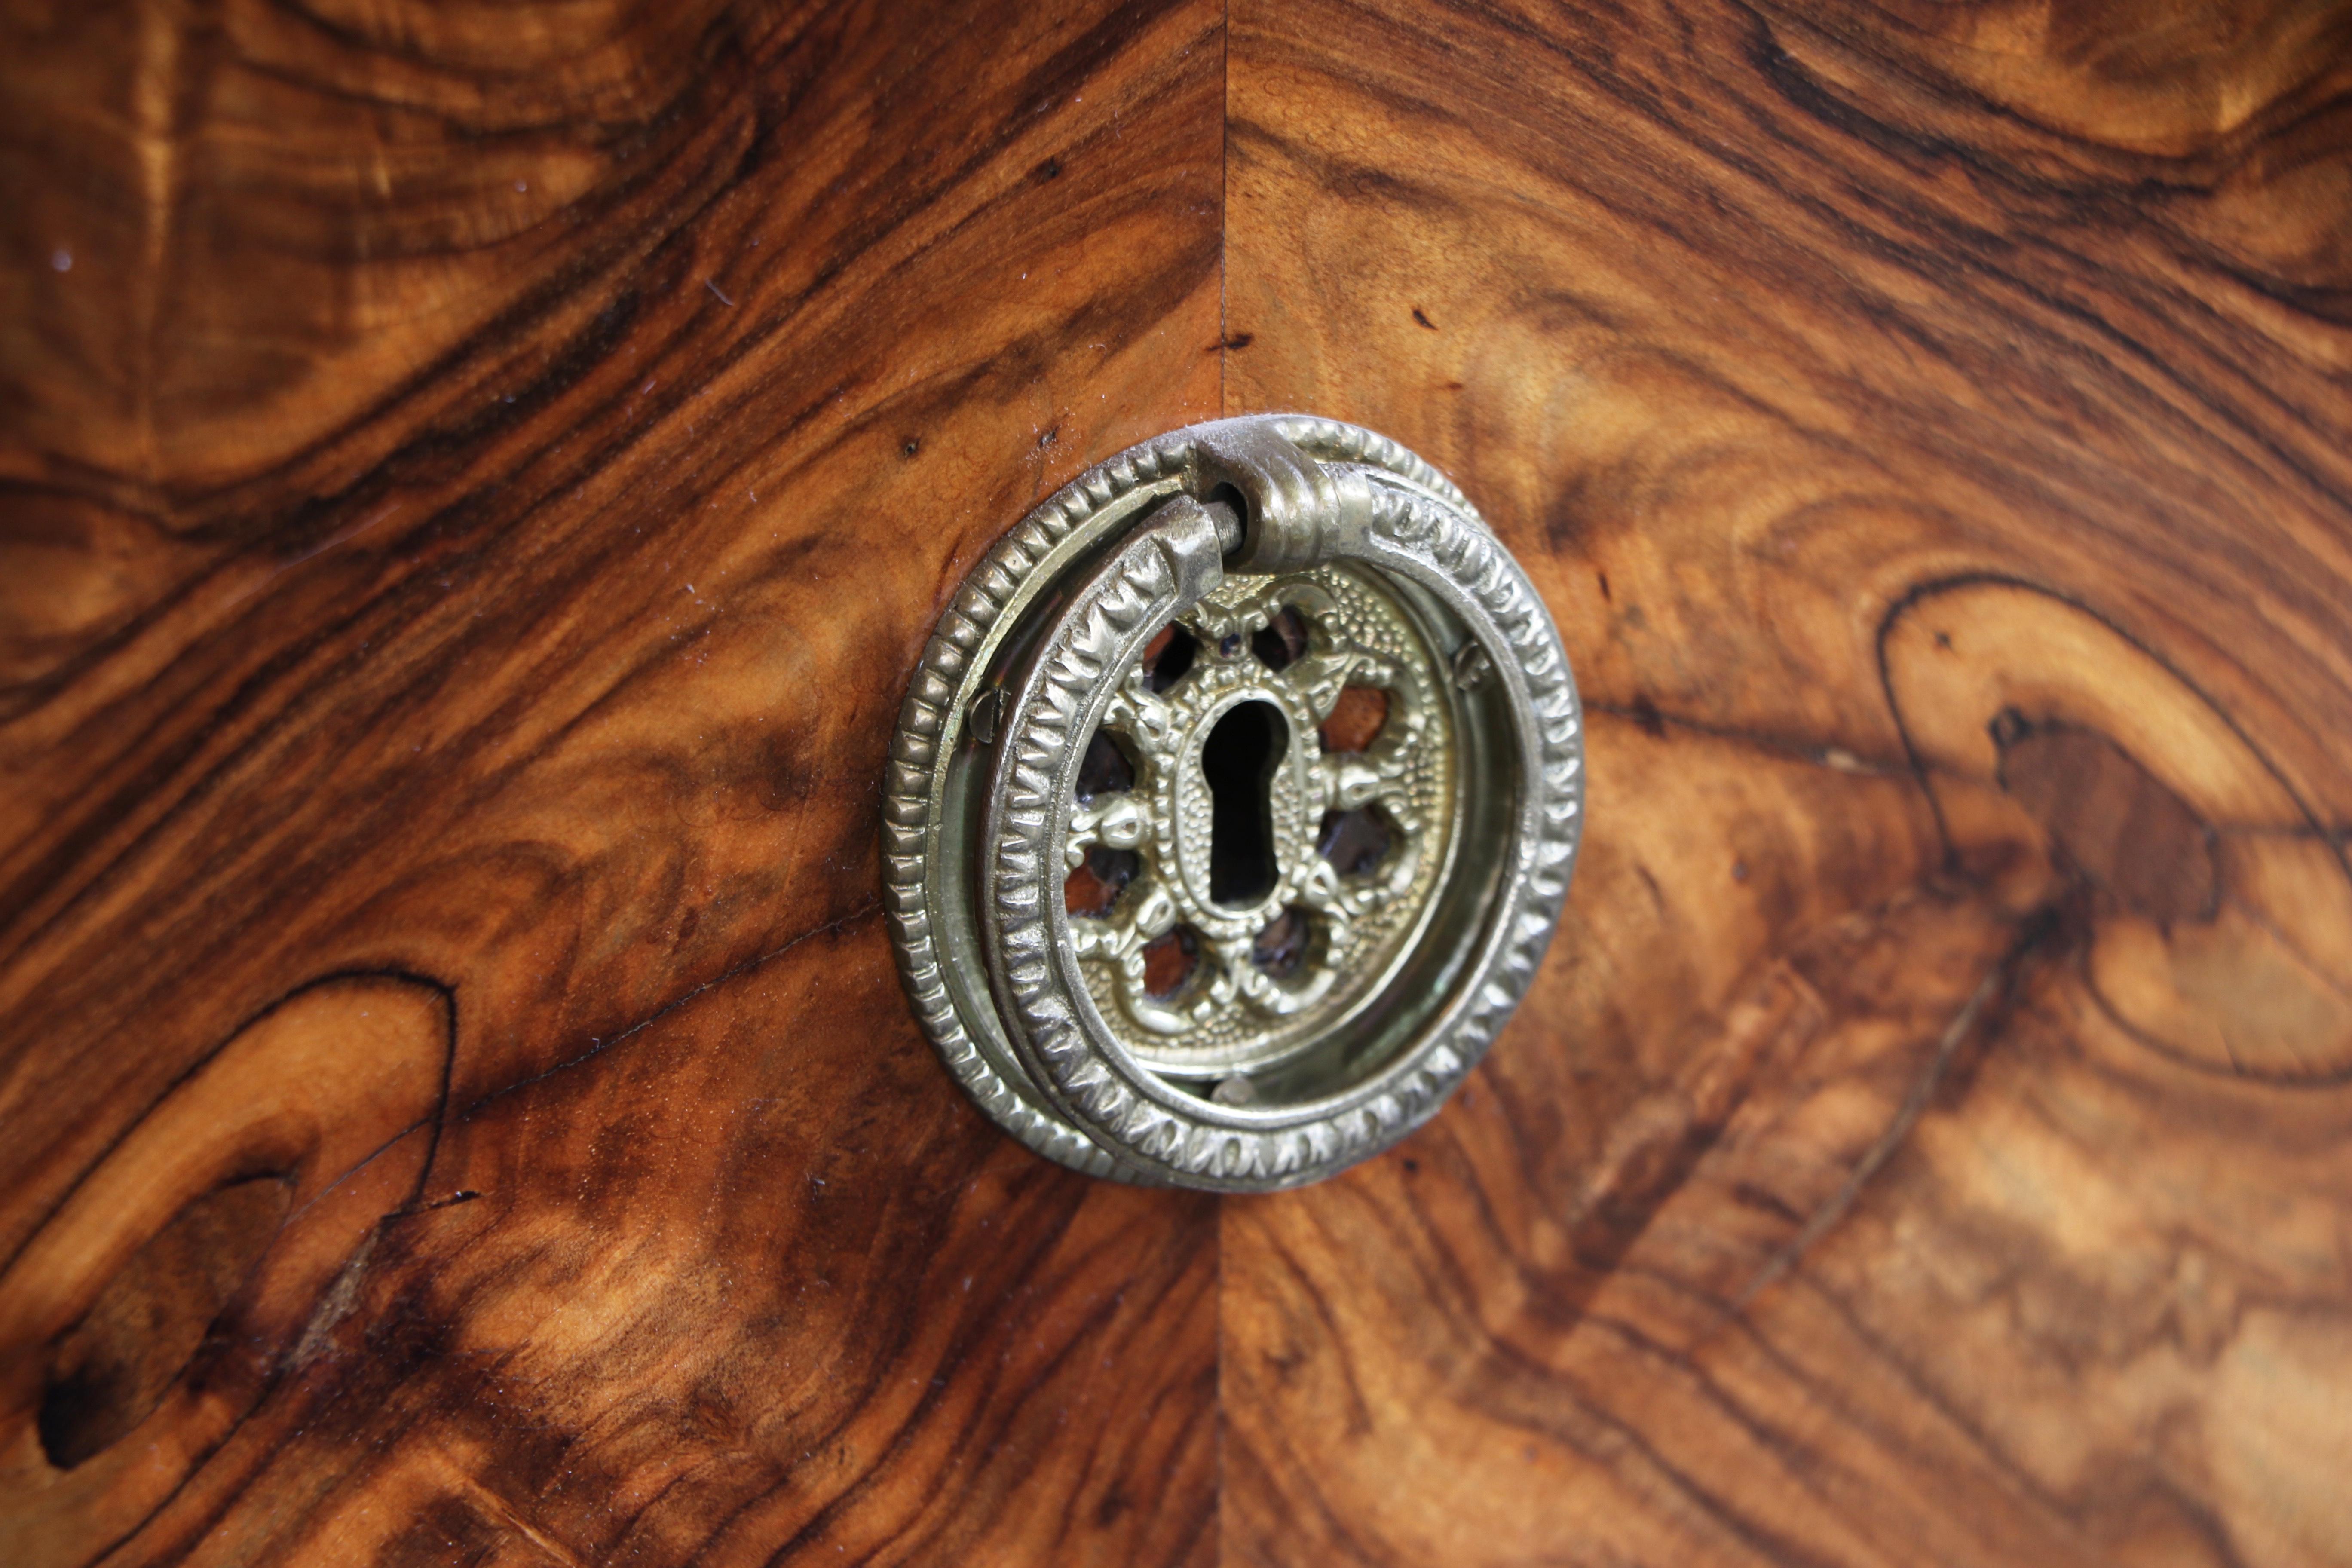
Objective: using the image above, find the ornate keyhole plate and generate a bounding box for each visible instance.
[885,416,1583,1191]
[1071,565,1455,1078]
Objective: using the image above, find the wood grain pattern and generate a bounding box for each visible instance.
[1221,0,2352,1564]
[2,0,1224,1562]
[9,0,2352,1562]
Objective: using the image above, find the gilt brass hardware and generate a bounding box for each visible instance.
[885,416,1583,1191]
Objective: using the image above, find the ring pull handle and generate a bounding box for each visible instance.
[888,416,1584,1191]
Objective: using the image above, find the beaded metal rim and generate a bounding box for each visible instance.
[882,416,1583,1191]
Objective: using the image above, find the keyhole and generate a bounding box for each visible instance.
[1204,701,1288,906]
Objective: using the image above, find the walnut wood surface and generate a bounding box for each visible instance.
[4,0,2350,1563]
[1222,1,2352,1565]
[2,1,1223,1563]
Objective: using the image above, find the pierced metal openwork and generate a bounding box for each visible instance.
[1070,566,1454,1079]
[886,416,1583,1191]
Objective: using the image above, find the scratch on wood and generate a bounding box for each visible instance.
[1718,912,2049,1326]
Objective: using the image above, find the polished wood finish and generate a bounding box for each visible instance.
[5,0,2349,1562]
[1222,0,2352,1563]
[2,1,1222,1562]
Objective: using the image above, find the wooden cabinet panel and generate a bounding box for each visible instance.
[3,0,2348,1563]
[1222,2,2352,1565]
[3,3,1222,1562]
